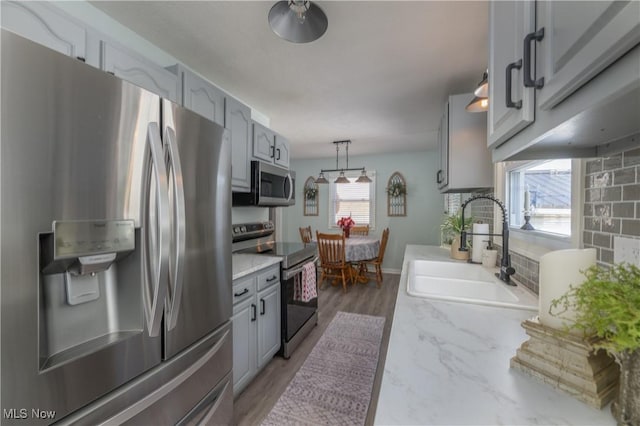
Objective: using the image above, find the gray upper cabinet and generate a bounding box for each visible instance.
[181,67,225,127]
[438,93,492,193]
[252,122,277,163]
[226,97,252,192]
[487,0,536,149]
[101,40,179,103]
[274,135,290,169]
[1,1,86,60]
[252,122,290,169]
[488,0,640,161]
[536,1,640,111]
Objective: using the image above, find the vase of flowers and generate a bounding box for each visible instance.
[337,216,355,238]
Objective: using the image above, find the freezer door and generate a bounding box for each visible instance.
[1,31,163,424]
[162,99,232,359]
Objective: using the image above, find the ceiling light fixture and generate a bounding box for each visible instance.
[466,70,489,113]
[314,140,372,184]
[268,1,328,44]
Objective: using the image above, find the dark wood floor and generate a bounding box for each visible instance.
[233,273,401,426]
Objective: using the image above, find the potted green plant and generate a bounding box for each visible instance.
[440,211,473,260]
[550,263,640,425]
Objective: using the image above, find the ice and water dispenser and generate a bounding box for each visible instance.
[38,220,142,370]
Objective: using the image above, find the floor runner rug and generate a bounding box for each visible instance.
[261,311,385,426]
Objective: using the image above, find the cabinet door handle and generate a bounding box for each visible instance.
[234,288,249,297]
[436,170,443,184]
[251,304,256,322]
[266,275,278,283]
[260,299,265,315]
[523,28,545,89]
[270,145,275,158]
[505,59,523,110]
[276,148,281,161]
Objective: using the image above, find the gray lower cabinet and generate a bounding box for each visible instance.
[0,0,86,60]
[232,264,281,396]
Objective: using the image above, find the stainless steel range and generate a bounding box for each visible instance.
[232,221,318,358]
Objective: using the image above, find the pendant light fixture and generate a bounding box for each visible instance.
[314,140,372,184]
[466,70,489,113]
[268,1,328,43]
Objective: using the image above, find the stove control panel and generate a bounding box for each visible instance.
[232,221,274,242]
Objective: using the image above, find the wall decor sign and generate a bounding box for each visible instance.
[304,176,319,216]
[387,172,407,217]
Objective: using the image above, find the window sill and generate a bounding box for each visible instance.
[507,227,573,261]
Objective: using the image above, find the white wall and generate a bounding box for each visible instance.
[282,150,443,271]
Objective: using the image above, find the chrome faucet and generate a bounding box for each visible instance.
[458,195,516,285]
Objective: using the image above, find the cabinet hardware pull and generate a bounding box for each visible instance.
[234,288,249,297]
[523,28,545,89]
[276,148,281,160]
[505,59,523,110]
[270,145,275,158]
[436,170,443,184]
[260,299,265,315]
[266,275,278,282]
[251,304,256,321]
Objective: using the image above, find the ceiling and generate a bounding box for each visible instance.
[91,1,489,160]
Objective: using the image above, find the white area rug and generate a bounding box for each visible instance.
[261,311,385,426]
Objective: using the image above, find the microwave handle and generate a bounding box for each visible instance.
[285,173,294,202]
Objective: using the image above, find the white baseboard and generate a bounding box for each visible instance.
[381,268,401,275]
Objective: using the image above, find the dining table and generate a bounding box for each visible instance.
[344,236,380,284]
[314,234,380,285]
[343,235,380,263]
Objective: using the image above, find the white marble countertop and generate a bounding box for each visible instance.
[232,253,281,281]
[374,245,615,425]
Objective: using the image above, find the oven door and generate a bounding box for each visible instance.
[280,258,318,347]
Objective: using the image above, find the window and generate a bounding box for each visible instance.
[507,159,572,236]
[328,172,376,229]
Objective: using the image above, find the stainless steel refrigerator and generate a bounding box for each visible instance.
[1,30,233,425]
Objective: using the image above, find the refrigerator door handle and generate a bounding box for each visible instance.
[142,122,170,337]
[164,126,186,331]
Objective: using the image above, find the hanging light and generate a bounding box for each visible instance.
[355,169,372,183]
[466,70,489,113]
[334,171,350,184]
[466,96,489,112]
[315,140,371,185]
[314,171,329,184]
[268,1,328,44]
[474,70,488,98]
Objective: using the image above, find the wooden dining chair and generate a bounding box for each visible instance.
[350,225,369,236]
[316,231,353,293]
[299,226,313,243]
[362,228,390,287]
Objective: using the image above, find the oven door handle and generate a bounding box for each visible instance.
[282,256,318,281]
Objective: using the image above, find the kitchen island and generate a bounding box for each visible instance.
[374,245,615,425]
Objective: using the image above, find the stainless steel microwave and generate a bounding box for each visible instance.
[232,161,295,206]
